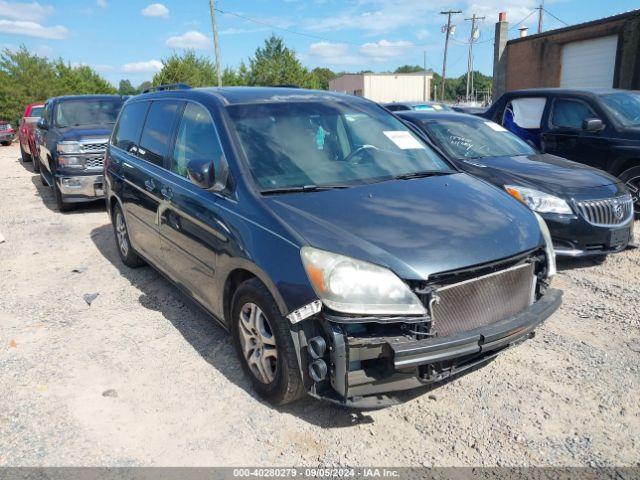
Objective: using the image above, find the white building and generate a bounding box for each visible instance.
[329,71,433,103]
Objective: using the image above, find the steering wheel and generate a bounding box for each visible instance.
[344,144,379,164]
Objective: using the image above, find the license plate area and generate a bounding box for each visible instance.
[610,227,629,247]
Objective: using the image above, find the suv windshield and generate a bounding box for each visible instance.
[55,99,123,128]
[600,92,640,127]
[29,106,44,117]
[226,101,453,191]
[418,117,535,160]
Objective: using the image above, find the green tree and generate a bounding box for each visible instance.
[394,65,424,74]
[118,79,137,95]
[310,67,335,90]
[137,80,152,92]
[52,61,116,95]
[247,35,314,88]
[152,50,217,87]
[221,62,248,86]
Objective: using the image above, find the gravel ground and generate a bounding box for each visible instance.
[0,143,639,467]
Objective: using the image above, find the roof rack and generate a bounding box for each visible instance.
[271,84,300,88]
[142,83,192,94]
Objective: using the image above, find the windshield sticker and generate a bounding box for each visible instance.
[315,126,326,150]
[484,121,508,132]
[432,104,443,110]
[383,131,425,150]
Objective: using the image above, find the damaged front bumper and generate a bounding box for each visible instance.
[296,288,562,408]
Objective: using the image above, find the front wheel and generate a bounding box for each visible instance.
[619,166,640,218]
[20,144,32,162]
[231,279,305,405]
[53,180,72,212]
[0,141,11,146]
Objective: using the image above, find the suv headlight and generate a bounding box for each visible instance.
[300,247,426,315]
[533,213,557,277]
[56,141,81,154]
[505,185,572,215]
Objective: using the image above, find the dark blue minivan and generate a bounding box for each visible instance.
[104,86,561,407]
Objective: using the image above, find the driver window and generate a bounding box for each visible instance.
[551,98,595,129]
[171,103,224,182]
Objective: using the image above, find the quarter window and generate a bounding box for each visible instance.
[112,101,149,152]
[139,100,181,166]
[171,103,225,186]
[551,98,595,129]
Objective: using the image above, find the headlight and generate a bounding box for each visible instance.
[505,185,572,215]
[300,247,426,315]
[533,213,556,277]
[56,141,81,154]
[57,155,85,169]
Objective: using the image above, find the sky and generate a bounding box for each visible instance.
[0,0,638,87]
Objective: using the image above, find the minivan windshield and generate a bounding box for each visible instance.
[55,99,124,128]
[226,101,453,191]
[417,117,535,160]
[600,92,640,127]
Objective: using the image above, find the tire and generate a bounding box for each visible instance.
[39,167,47,185]
[0,141,10,146]
[231,278,305,405]
[112,203,145,268]
[20,144,32,162]
[53,179,73,212]
[619,166,640,218]
[32,150,41,173]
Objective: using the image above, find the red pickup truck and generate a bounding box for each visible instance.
[18,103,44,164]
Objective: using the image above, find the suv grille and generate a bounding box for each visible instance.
[85,157,104,169]
[575,194,633,227]
[0,124,9,131]
[430,263,535,338]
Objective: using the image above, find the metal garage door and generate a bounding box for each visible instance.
[560,35,618,88]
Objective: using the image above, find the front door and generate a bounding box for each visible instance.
[541,97,610,171]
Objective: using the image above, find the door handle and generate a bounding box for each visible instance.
[160,186,173,200]
[144,179,156,192]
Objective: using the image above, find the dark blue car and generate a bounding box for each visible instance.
[104,86,561,407]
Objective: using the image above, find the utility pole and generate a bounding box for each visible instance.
[440,9,461,101]
[423,51,427,101]
[537,1,544,33]
[208,0,222,86]
[465,13,484,102]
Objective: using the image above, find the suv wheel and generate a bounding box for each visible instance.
[53,180,72,212]
[112,203,145,268]
[619,166,640,218]
[231,279,305,405]
[20,145,32,162]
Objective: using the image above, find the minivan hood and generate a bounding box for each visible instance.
[59,125,112,141]
[457,153,619,196]
[264,173,543,280]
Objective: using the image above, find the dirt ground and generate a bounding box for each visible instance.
[0,143,639,467]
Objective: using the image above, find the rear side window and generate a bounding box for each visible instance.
[139,101,181,166]
[112,101,149,152]
[171,103,225,184]
[28,106,44,117]
[551,98,595,129]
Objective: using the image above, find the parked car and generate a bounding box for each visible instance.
[483,88,640,217]
[384,101,453,112]
[18,103,44,164]
[0,120,15,146]
[452,104,487,115]
[35,95,125,211]
[105,86,561,407]
[398,111,635,258]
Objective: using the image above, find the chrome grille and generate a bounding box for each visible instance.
[85,157,104,169]
[0,124,8,131]
[575,194,633,227]
[430,263,535,338]
[79,142,107,154]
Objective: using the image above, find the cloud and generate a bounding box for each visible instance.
[309,39,414,66]
[166,30,210,50]
[0,19,67,39]
[141,3,169,18]
[309,41,363,65]
[121,60,163,73]
[416,29,429,40]
[360,39,413,61]
[0,1,54,22]
[96,0,107,7]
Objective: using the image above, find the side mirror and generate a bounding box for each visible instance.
[186,158,215,189]
[37,118,48,130]
[582,118,604,132]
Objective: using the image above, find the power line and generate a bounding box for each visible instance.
[542,7,569,26]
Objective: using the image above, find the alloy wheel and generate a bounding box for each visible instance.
[115,210,130,257]
[625,176,640,216]
[238,302,278,384]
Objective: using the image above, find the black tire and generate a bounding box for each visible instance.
[20,144,32,162]
[231,278,305,405]
[39,167,47,185]
[619,166,640,218]
[112,203,145,268]
[0,141,10,146]
[32,151,41,173]
[53,179,73,212]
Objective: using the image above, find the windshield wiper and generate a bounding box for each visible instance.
[261,184,349,195]
[393,170,455,180]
